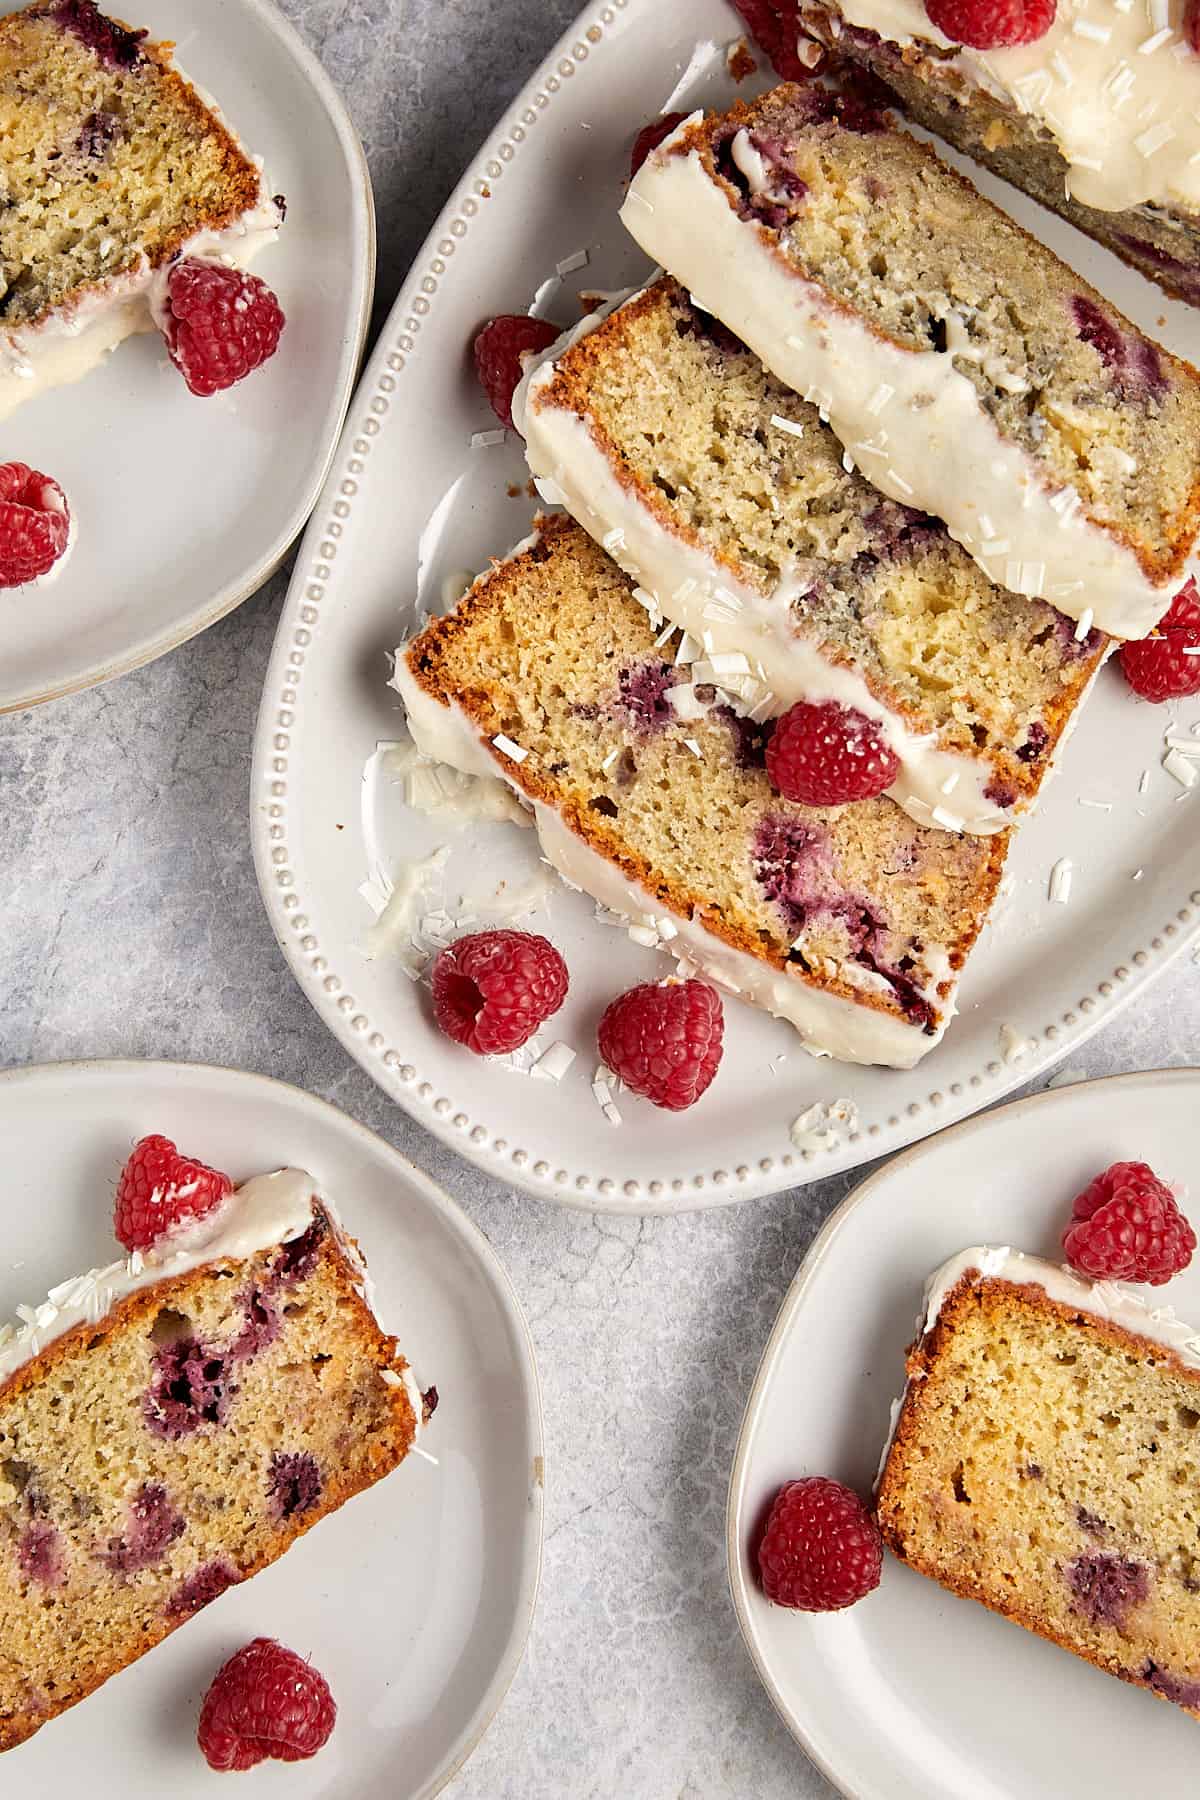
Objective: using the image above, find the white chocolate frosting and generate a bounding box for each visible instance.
[391,647,953,1069]
[818,0,1200,217]
[621,127,1185,638]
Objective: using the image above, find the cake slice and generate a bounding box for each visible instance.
[877,1247,1200,1718]
[394,513,1008,1070]
[795,1,1200,309]
[0,1165,430,1752]
[0,0,283,419]
[516,279,1110,837]
[620,85,1200,639]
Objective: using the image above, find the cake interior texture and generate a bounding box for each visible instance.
[878,1273,1200,1717]
[0,1205,417,1751]
[536,279,1109,809]
[405,514,1007,1039]
[0,0,264,331]
[691,85,1200,586]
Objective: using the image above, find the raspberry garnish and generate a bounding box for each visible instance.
[431,928,568,1055]
[730,1,823,79]
[597,979,723,1111]
[197,1638,336,1772]
[159,257,285,397]
[1119,580,1200,701]
[925,0,1055,46]
[629,111,689,180]
[473,314,560,431]
[0,461,70,588]
[765,699,899,807]
[1063,1160,1196,1286]
[1185,0,1199,52]
[113,1133,234,1254]
[757,1477,883,1610]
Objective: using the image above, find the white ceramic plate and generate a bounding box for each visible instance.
[0,0,373,713]
[253,0,1200,1214]
[0,1060,542,1798]
[728,1067,1200,1800]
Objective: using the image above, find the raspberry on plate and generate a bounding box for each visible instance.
[1063,1159,1196,1286]
[197,1638,336,1772]
[925,0,1056,47]
[431,928,568,1055]
[1119,580,1200,701]
[731,1,823,78]
[0,461,70,588]
[159,257,285,397]
[597,979,723,1112]
[757,1476,883,1610]
[113,1133,234,1255]
[765,699,900,808]
[1185,0,1199,52]
[473,314,560,431]
[629,111,689,180]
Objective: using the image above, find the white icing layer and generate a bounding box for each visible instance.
[392,650,951,1069]
[621,135,1182,638]
[517,312,1015,835]
[822,0,1200,217]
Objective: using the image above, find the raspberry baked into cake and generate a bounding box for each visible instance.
[0,1146,431,1752]
[395,514,1008,1069]
[0,0,284,417]
[516,278,1110,836]
[620,85,1200,637]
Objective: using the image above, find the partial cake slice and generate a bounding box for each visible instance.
[878,1247,1200,1718]
[795,1,1200,309]
[0,0,283,419]
[0,1167,430,1752]
[620,84,1200,639]
[517,279,1110,837]
[394,513,1008,1070]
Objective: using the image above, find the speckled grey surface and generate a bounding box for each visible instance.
[3,3,1200,1794]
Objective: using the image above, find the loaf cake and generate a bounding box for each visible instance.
[0,0,283,419]
[516,279,1110,837]
[394,514,1009,1070]
[0,1167,428,1751]
[796,0,1200,308]
[878,1247,1200,1718]
[620,85,1200,639]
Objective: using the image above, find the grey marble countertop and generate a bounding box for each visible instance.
[4,2,1200,1794]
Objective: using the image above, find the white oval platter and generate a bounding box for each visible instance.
[252,0,1200,1213]
[728,1066,1200,1800]
[0,0,374,713]
[0,1060,543,1799]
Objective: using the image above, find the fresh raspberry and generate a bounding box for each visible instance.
[431,929,568,1055]
[629,111,689,180]
[925,0,1055,46]
[197,1638,336,1772]
[159,257,285,397]
[473,314,560,430]
[0,462,70,587]
[113,1133,233,1254]
[597,979,723,1111]
[731,1,822,79]
[1185,0,1199,53]
[1119,580,1200,701]
[1063,1160,1196,1286]
[765,699,899,807]
[757,1477,883,1610]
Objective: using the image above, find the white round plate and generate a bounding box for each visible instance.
[728,1067,1200,1800]
[0,0,373,713]
[253,0,1200,1214]
[0,1060,542,1798]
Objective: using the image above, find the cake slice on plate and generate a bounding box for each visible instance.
[620,85,1200,638]
[0,0,284,418]
[878,1247,1200,1717]
[516,278,1110,837]
[394,513,1008,1070]
[0,1152,431,1752]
